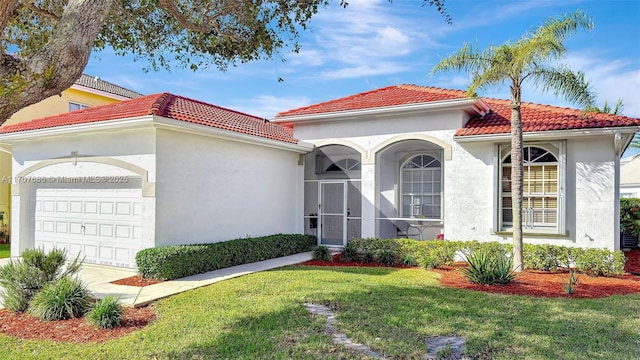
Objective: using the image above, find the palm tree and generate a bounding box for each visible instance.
[431,10,596,271]
[586,99,639,150]
[587,98,624,115]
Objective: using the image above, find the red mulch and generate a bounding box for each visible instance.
[625,249,640,275]
[299,250,640,299]
[0,305,156,343]
[111,275,163,287]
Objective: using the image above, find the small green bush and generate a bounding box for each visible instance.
[621,198,640,237]
[461,250,517,285]
[340,242,359,262]
[400,254,418,266]
[87,296,123,329]
[0,248,83,313]
[0,261,47,312]
[419,253,440,270]
[136,234,316,280]
[573,248,626,276]
[312,246,332,262]
[562,269,580,295]
[30,276,92,321]
[375,249,398,266]
[523,244,571,272]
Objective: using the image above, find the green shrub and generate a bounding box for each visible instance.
[523,244,571,271]
[461,250,517,285]
[340,242,359,262]
[562,269,580,295]
[419,253,440,270]
[87,296,123,329]
[312,246,332,262]
[621,198,640,237]
[0,248,83,313]
[30,276,92,321]
[136,234,316,280]
[573,248,626,276]
[400,254,418,266]
[0,261,47,312]
[375,249,398,266]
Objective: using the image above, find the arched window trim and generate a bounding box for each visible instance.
[498,143,565,233]
[399,153,443,219]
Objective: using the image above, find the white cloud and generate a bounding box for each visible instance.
[563,53,640,117]
[320,62,410,80]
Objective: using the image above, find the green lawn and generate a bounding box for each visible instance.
[2,266,639,359]
[0,243,9,258]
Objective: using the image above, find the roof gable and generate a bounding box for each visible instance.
[74,74,143,99]
[457,98,640,136]
[276,84,469,117]
[0,93,298,144]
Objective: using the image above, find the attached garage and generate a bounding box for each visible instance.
[32,179,143,268]
[1,93,311,268]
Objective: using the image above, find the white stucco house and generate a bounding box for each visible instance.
[1,84,638,268]
[272,85,640,252]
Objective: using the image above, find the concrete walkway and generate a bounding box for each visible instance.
[0,252,312,308]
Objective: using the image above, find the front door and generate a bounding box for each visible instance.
[319,181,347,246]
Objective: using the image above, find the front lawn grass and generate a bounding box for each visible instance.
[0,243,9,258]
[1,266,638,359]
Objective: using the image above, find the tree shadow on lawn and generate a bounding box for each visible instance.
[160,271,640,360]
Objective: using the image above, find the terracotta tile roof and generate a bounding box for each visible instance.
[75,74,143,99]
[0,93,298,144]
[275,84,469,117]
[275,83,639,135]
[456,98,640,136]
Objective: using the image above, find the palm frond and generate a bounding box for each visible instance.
[430,42,490,75]
[530,65,596,108]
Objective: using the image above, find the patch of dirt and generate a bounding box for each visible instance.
[300,251,640,299]
[0,305,156,343]
[111,275,163,287]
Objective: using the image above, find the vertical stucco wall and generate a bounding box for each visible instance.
[8,128,157,257]
[446,135,618,250]
[154,129,302,246]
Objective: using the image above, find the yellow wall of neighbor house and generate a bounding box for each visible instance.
[4,88,121,126]
[0,88,124,241]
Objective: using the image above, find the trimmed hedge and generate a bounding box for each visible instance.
[347,238,625,276]
[136,234,316,280]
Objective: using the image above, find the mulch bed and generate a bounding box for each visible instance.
[300,250,640,299]
[0,305,156,343]
[111,275,163,287]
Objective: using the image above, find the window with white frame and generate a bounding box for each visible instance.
[499,143,565,233]
[400,154,442,219]
[68,102,90,112]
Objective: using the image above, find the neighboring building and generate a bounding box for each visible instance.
[0,75,142,241]
[621,154,640,198]
[0,84,638,268]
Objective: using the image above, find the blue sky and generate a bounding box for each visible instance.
[85,0,640,125]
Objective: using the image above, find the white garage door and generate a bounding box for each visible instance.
[31,179,143,268]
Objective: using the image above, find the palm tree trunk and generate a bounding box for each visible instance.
[510,86,524,271]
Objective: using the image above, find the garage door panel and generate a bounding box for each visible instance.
[32,179,143,268]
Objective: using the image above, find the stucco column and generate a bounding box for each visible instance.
[360,162,376,238]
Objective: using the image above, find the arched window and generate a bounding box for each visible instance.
[400,154,442,219]
[501,146,558,230]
